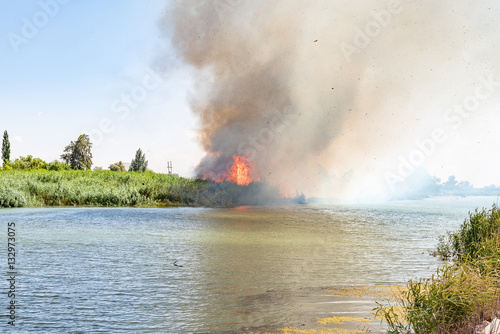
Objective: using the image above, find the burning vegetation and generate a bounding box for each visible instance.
[216,155,258,186]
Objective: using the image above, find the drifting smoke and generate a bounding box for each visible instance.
[165,0,500,200]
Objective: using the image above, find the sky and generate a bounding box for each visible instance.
[0,0,203,177]
[1,1,500,193]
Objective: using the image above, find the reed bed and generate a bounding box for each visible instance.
[0,170,281,208]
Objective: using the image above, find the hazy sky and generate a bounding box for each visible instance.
[164,0,500,198]
[1,1,500,192]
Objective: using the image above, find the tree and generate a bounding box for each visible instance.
[12,155,34,169]
[2,130,10,166]
[46,160,71,171]
[129,148,148,172]
[61,134,93,170]
[10,155,46,170]
[109,161,126,172]
[444,176,458,188]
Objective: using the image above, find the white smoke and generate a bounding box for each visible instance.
[164,0,500,200]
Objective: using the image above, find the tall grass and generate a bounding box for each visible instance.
[375,205,500,333]
[0,170,283,208]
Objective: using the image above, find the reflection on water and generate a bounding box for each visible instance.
[0,196,496,333]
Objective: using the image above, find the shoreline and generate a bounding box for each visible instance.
[233,285,401,333]
[0,169,286,208]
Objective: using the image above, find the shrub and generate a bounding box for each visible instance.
[109,161,126,172]
[46,160,71,171]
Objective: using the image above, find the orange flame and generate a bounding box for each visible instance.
[227,155,252,185]
[217,155,254,185]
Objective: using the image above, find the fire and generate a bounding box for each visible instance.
[218,155,254,185]
[280,190,296,198]
[227,155,252,185]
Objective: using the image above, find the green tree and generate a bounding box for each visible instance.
[11,155,47,170]
[61,134,93,170]
[2,130,10,166]
[46,160,71,171]
[109,161,126,172]
[13,155,33,169]
[129,148,148,172]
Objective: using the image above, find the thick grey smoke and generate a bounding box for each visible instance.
[165,0,500,199]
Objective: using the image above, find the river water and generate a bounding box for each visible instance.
[0,196,497,333]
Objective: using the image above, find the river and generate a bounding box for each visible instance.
[0,196,497,333]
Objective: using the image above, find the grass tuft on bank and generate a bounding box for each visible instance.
[0,170,282,208]
[375,205,500,333]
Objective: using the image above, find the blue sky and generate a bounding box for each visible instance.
[0,0,203,176]
[1,0,500,192]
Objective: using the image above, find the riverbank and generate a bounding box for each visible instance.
[275,286,402,334]
[0,170,283,208]
[264,205,500,334]
[376,205,500,333]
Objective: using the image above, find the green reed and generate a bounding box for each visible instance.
[0,170,282,208]
[375,205,500,333]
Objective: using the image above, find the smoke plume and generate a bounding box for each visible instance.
[164,0,500,199]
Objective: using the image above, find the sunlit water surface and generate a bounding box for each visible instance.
[0,196,497,333]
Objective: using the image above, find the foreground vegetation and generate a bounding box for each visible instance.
[0,170,283,208]
[375,205,500,333]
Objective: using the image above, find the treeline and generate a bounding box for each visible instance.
[3,155,71,171]
[1,131,150,173]
[390,167,500,199]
